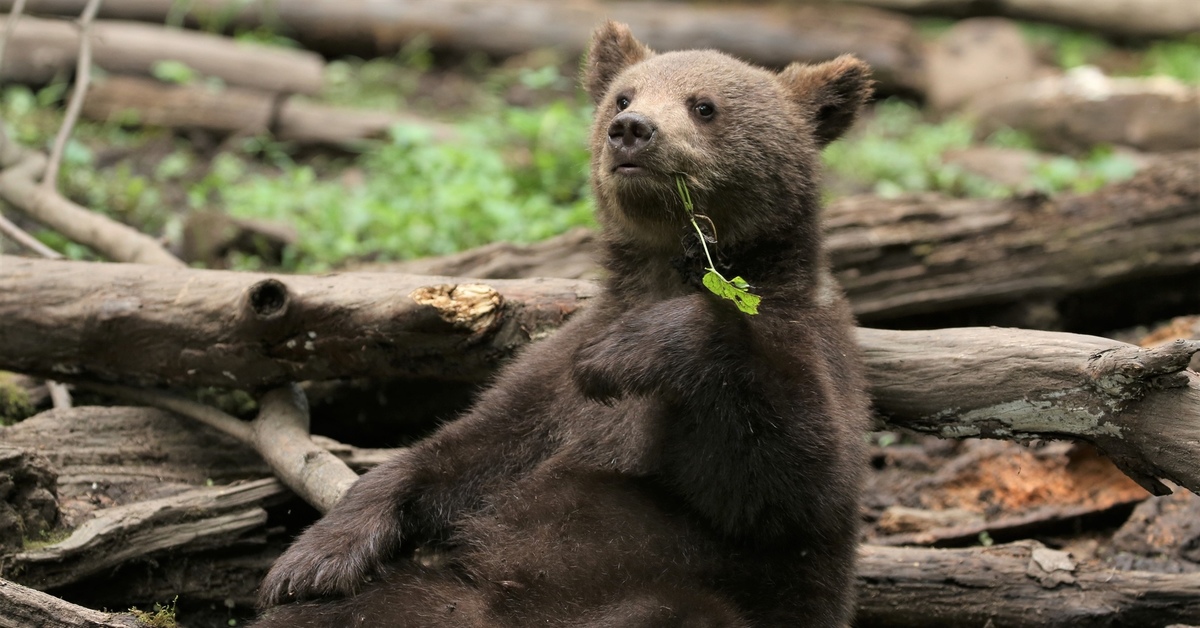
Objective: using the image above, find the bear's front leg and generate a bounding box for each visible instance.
[258,451,415,606]
[573,294,730,402]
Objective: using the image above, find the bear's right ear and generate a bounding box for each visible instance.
[583,21,653,105]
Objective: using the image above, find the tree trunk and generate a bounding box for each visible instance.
[0,0,927,95]
[82,75,459,145]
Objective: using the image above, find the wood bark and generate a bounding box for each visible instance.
[820,0,1200,39]
[0,0,927,95]
[1,256,1197,493]
[81,74,459,145]
[0,15,323,95]
[0,255,596,387]
[856,541,1200,627]
[0,577,140,628]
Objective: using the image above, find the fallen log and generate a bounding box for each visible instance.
[0,256,1197,494]
[0,0,926,95]
[0,15,323,95]
[0,577,140,628]
[819,0,1200,39]
[81,74,459,145]
[856,540,1200,627]
[0,256,596,387]
[966,69,1200,153]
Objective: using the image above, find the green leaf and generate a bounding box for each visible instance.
[703,270,761,315]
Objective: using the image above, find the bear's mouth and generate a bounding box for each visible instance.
[613,163,651,176]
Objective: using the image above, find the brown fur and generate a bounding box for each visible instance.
[254,21,873,627]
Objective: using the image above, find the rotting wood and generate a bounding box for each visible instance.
[0,0,927,95]
[0,15,323,95]
[818,0,1200,39]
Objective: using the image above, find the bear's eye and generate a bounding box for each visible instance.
[616,96,631,111]
[693,101,716,120]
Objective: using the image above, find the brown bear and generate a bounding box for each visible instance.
[254,21,873,628]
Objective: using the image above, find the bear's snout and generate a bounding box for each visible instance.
[607,112,657,163]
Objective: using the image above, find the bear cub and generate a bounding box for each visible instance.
[255,21,873,628]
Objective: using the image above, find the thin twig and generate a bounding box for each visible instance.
[41,0,104,191]
[81,383,255,443]
[0,209,62,258]
[0,0,30,82]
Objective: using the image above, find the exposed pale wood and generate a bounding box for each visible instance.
[857,541,1200,627]
[0,15,323,95]
[822,0,1200,39]
[0,0,926,94]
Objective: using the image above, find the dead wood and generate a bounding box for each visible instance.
[859,326,1200,496]
[0,255,596,387]
[0,131,183,266]
[0,577,140,628]
[0,0,926,95]
[856,540,1200,627]
[823,0,1200,39]
[1,255,1198,494]
[0,15,323,95]
[2,405,1198,626]
[81,74,459,145]
[966,70,1200,153]
[828,152,1200,325]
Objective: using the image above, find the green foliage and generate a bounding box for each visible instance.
[1142,36,1200,83]
[675,175,761,315]
[130,597,179,628]
[151,60,200,85]
[823,99,1138,198]
[198,100,594,270]
[1021,23,1111,70]
[0,372,35,425]
[22,528,70,551]
[822,99,1011,198]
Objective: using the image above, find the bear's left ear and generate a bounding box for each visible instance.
[778,55,873,147]
[582,21,654,105]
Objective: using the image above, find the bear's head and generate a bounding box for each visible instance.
[583,21,872,252]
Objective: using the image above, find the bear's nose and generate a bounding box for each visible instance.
[607,112,656,153]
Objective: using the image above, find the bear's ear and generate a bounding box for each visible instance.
[583,21,653,105]
[778,55,873,147]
